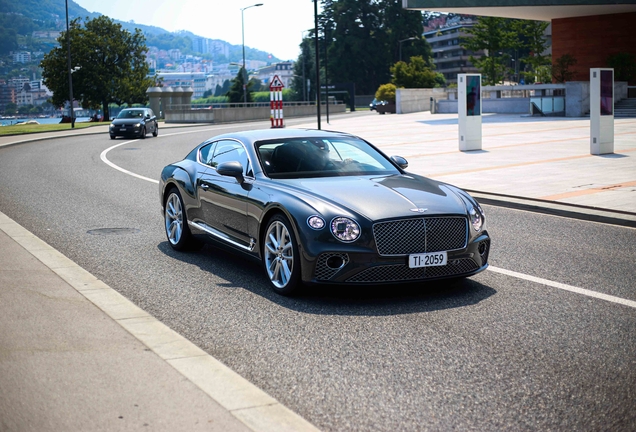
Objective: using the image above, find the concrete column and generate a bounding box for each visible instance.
[161,86,173,112]
[146,87,162,118]
[171,86,185,110]
[181,86,194,107]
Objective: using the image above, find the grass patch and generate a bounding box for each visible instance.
[0,122,105,136]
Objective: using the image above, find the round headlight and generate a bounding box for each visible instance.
[331,217,360,242]
[469,206,483,232]
[307,215,325,230]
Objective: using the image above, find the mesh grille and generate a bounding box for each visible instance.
[314,253,349,281]
[372,217,467,256]
[346,258,479,283]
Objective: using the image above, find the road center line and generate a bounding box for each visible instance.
[488,265,636,309]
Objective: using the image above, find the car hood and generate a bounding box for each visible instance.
[111,118,144,125]
[282,174,468,220]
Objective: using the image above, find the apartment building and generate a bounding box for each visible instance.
[423,20,482,85]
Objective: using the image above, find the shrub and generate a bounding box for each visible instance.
[375,83,396,103]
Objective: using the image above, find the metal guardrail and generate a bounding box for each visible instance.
[166,101,342,110]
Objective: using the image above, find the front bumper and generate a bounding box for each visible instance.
[110,124,143,136]
[302,231,490,285]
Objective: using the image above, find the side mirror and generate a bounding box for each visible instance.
[217,161,244,182]
[390,155,408,169]
[145,114,151,119]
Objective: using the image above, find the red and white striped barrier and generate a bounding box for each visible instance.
[269,75,284,128]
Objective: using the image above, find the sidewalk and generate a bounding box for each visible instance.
[1,113,635,431]
[0,211,319,432]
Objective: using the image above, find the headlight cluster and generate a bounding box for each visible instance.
[331,217,360,242]
[307,215,361,242]
[307,215,325,230]
[468,205,484,232]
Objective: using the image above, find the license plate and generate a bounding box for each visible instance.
[409,251,447,268]
[120,128,126,131]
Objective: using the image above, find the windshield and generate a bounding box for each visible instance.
[256,137,400,179]
[117,109,145,119]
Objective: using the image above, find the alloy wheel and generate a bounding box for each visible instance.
[264,220,294,289]
[165,192,183,245]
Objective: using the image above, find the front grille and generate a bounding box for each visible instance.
[346,258,479,283]
[372,217,467,256]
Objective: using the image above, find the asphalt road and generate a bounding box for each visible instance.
[1,122,635,431]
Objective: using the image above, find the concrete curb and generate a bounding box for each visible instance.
[468,190,636,229]
[0,210,321,432]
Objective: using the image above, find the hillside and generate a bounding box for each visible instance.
[0,0,278,64]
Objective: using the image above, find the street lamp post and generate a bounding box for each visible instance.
[399,36,419,62]
[313,0,321,130]
[65,0,75,128]
[241,3,263,104]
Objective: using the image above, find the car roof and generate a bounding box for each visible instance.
[206,128,359,147]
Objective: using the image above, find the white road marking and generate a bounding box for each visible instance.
[100,139,159,184]
[100,126,236,184]
[488,265,636,309]
[99,129,636,311]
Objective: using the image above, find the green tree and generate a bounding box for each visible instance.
[462,17,516,85]
[310,0,430,95]
[0,27,18,55]
[513,20,551,84]
[607,52,636,83]
[4,102,17,115]
[226,67,253,103]
[290,37,315,101]
[552,54,577,83]
[391,56,439,88]
[40,16,153,121]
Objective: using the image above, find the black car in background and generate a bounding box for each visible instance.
[109,108,158,139]
[159,129,490,295]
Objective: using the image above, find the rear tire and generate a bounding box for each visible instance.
[262,214,301,295]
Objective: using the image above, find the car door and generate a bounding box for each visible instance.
[144,109,156,134]
[198,139,253,249]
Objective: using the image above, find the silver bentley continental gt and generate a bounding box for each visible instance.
[159,129,490,295]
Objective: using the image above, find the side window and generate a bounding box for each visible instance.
[211,140,249,174]
[199,142,216,166]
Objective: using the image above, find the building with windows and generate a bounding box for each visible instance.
[155,72,207,98]
[0,82,16,111]
[255,61,294,89]
[424,20,482,84]
[404,0,636,84]
[11,52,31,64]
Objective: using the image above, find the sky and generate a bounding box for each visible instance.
[73,0,321,61]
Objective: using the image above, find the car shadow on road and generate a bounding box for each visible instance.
[157,240,497,316]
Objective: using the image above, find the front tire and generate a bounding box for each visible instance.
[164,188,195,251]
[109,134,116,139]
[152,123,158,137]
[140,126,146,139]
[263,214,301,295]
